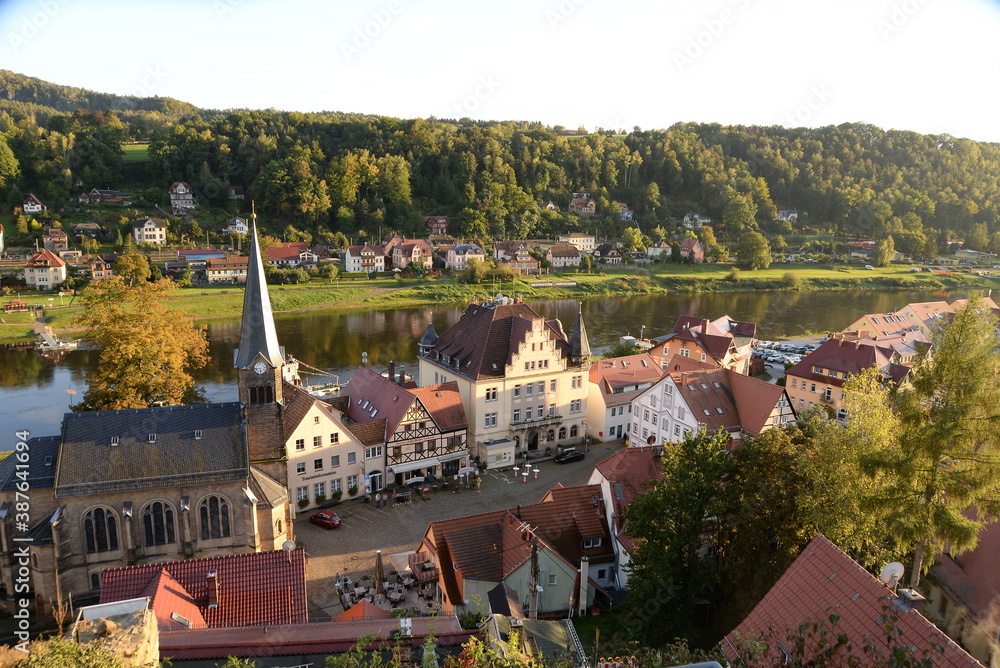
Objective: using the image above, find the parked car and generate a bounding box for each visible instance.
[310,511,341,529]
[553,448,585,464]
[864,265,875,270]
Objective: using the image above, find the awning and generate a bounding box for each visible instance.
[437,450,467,463]
[389,457,441,474]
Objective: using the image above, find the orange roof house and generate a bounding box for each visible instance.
[722,535,981,667]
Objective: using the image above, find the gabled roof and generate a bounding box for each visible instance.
[54,402,248,497]
[593,446,665,553]
[346,244,385,255]
[131,216,167,229]
[665,362,788,436]
[653,326,734,363]
[44,228,68,238]
[785,338,908,388]
[168,181,192,193]
[139,568,206,631]
[934,518,1000,630]
[588,353,663,394]
[234,219,284,370]
[336,599,391,622]
[410,382,468,431]
[0,436,60,492]
[546,244,581,258]
[425,299,576,380]
[680,238,704,251]
[101,548,308,630]
[343,367,415,434]
[24,249,66,268]
[722,535,981,667]
[522,484,614,564]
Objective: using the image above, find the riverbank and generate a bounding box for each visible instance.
[3,263,998,343]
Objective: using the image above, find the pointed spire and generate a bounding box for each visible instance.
[569,302,591,364]
[234,204,284,369]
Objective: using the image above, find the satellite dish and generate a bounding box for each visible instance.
[282,540,296,553]
[880,562,905,588]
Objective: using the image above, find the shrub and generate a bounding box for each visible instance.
[726,266,741,283]
[782,271,803,289]
[348,486,359,497]
[297,499,309,509]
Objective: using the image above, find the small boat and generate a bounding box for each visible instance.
[35,331,79,352]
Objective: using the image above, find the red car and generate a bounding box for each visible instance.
[309,511,341,529]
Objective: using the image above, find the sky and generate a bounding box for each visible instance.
[2,0,1000,142]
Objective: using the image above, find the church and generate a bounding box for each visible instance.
[0,213,294,615]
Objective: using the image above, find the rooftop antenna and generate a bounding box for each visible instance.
[879,561,905,593]
[282,540,296,564]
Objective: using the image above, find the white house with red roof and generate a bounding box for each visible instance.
[586,353,664,441]
[722,534,982,667]
[22,193,46,214]
[588,446,665,588]
[265,242,317,267]
[168,181,196,210]
[42,227,69,252]
[391,238,433,270]
[631,355,794,449]
[23,249,67,290]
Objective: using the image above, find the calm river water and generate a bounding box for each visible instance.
[0,288,951,441]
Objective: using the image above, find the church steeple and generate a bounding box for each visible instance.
[569,302,591,367]
[234,204,284,370]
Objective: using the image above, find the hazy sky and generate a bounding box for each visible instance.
[3,0,999,141]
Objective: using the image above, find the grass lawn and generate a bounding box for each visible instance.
[121,143,149,162]
[0,324,35,343]
[571,613,633,656]
[0,311,39,324]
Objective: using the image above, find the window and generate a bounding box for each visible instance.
[199,495,231,541]
[651,396,657,408]
[330,432,339,444]
[296,462,306,475]
[348,452,357,465]
[550,380,557,392]
[416,441,424,454]
[296,486,308,501]
[643,428,648,438]
[314,482,326,498]
[549,403,555,416]
[485,387,498,401]
[677,407,685,419]
[701,353,706,362]
[632,423,638,434]
[582,537,603,549]
[331,454,340,468]
[314,415,320,424]
[548,574,557,586]
[572,375,582,389]
[365,446,383,459]
[484,412,497,427]
[313,435,322,448]
[84,507,119,554]
[513,409,521,422]
[295,438,305,451]
[679,348,690,357]
[142,502,176,547]
[644,409,650,421]
[570,399,581,413]
[674,425,681,437]
[790,378,797,388]
[526,383,533,396]
[314,458,323,471]
[428,439,437,452]
[91,573,100,590]
[537,382,545,394]
[598,568,607,580]
[652,415,658,425]
[571,425,579,438]
[331,478,342,493]
[559,426,566,439]
[514,384,521,398]
[348,474,358,490]
[810,383,816,392]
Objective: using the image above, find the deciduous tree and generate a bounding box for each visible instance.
[74,277,209,411]
[736,231,771,270]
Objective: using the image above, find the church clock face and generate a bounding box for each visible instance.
[253,361,268,375]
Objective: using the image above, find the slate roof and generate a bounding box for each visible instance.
[101,547,308,630]
[593,446,665,553]
[234,221,284,369]
[569,304,591,360]
[722,535,981,667]
[934,518,1000,630]
[131,217,167,229]
[54,403,248,497]
[425,300,575,381]
[249,466,288,509]
[343,367,415,434]
[0,436,60,492]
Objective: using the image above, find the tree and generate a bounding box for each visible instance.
[622,226,649,252]
[966,222,989,251]
[871,235,895,267]
[625,430,731,645]
[462,257,488,284]
[603,340,644,358]
[873,297,1000,587]
[736,231,771,270]
[113,237,151,285]
[74,278,209,411]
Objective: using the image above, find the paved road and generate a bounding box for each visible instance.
[296,438,627,620]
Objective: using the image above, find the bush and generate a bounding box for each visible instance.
[726,266,741,283]
[782,271,803,289]
[348,486,359,497]
[332,490,343,501]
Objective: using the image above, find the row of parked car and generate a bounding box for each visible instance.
[752,339,823,366]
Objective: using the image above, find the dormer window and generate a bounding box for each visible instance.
[110,436,119,446]
[148,434,157,444]
[194,430,203,440]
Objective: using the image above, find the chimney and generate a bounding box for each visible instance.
[897,588,925,613]
[701,321,708,333]
[397,366,405,386]
[388,360,395,383]
[207,569,219,609]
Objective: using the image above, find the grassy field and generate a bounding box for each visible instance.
[0,324,36,344]
[121,143,149,162]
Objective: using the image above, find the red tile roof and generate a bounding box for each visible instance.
[588,353,664,392]
[723,535,981,667]
[101,548,308,630]
[336,599,392,621]
[411,381,468,431]
[934,518,1000,629]
[139,568,206,631]
[24,249,66,268]
[785,338,909,388]
[593,447,665,553]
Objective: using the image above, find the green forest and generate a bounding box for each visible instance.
[2,68,1000,260]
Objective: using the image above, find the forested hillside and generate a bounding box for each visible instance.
[2,69,999,257]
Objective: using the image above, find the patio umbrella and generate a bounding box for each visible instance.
[375,550,385,595]
[424,474,438,485]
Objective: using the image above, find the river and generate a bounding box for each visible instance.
[0,288,951,441]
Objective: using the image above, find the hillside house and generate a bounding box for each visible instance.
[679,238,705,263]
[424,215,449,234]
[545,244,582,268]
[445,243,485,271]
[344,245,386,273]
[42,228,69,252]
[132,217,168,245]
[23,249,67,290]
[168,182,196,210]
[22,193,46,214]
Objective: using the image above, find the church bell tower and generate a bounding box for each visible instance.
[235,206,287,479]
